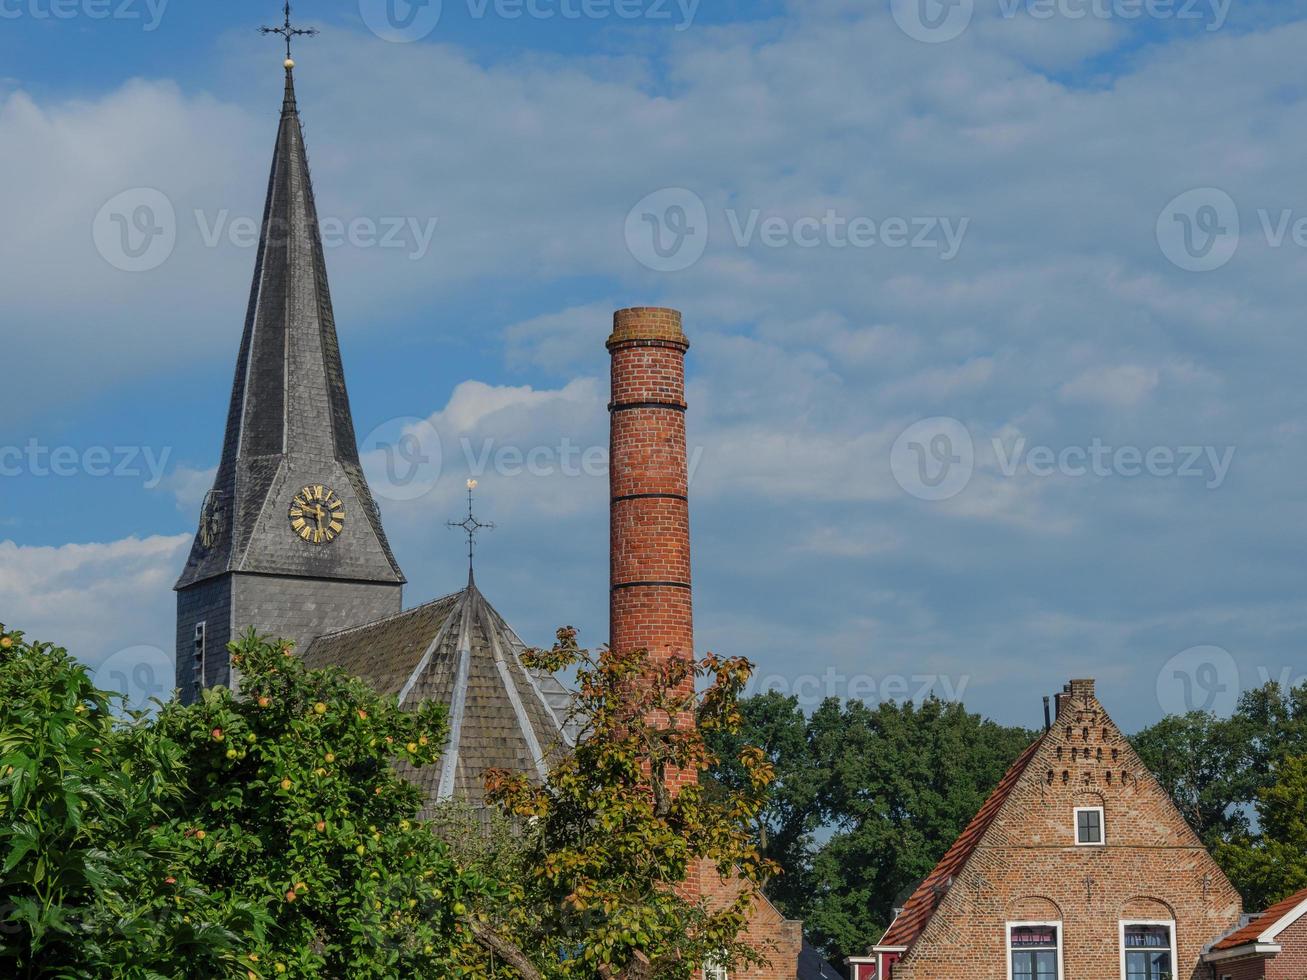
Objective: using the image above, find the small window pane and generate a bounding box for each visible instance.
[1077,809,1102,844]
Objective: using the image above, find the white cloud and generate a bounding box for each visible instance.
[1059,364,1160,409]
[0,535,189,677]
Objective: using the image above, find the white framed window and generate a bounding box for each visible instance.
[1075,806,1104,846]
[1007,921,1062,980]
[703,962,729,980]
[1120,920,1177,980]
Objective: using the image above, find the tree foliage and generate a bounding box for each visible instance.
[1131,680,1307,909]
[0,626,493,978]
[707,692,1035,963]
[473,629,778,980]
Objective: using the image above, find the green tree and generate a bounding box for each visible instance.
[1129,710,1260,848]
[708,693,1034,964]
[471,629,778,980]
[0,626,257,977]
[0,626,494,978]
[1217,754,1307,909]
[703,692,819,918]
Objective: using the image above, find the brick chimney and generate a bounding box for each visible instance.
[607,307,693,668]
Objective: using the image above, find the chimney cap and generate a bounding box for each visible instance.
[1069,679,1096,697]
[608,307,688,351]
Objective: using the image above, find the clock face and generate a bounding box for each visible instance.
[289,485,346,545]
[198,491,223,550]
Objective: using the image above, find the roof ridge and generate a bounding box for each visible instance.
[312,589,463,642]
[1212,885,1307,951]
[877,734,1045,952]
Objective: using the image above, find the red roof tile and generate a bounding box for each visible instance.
[1212,887,1307,951]
[877,737,1043,951]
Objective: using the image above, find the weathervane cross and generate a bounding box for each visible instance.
[449,479,495,580]
[260,2,319,63]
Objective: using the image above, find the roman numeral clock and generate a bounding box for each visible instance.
[289,485,345,544]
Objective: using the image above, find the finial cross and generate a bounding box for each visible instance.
[449,479,495,578]
[260,2,319,62]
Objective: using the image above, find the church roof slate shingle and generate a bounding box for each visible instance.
[175,67,402,592]
[302,576,575,816]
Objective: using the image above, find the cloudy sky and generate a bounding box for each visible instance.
[2,0,1306,731]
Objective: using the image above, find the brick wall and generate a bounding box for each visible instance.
[1268,915,1307,980]
[1212,957,1267,980]
[893,681,1242,980]
[701,860,806,979]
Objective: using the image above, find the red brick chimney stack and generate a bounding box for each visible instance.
[607,307,694,669]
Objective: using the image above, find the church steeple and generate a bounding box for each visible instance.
[175,55,404,700]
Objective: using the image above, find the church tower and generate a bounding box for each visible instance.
[174,58,404,702]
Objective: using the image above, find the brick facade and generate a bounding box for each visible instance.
[881,679,1242,980]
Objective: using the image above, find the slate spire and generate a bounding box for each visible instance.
[176,65,404,590]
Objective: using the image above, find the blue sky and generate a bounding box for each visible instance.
[4,0,1307,732]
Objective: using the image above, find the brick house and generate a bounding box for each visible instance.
[1203,887,1307,979]
[846,679,1243,980]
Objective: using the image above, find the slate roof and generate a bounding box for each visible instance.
[876,737,1043,950]
[1211,886,1307,952]
[302,576,575,815]
[176,67,403,591]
